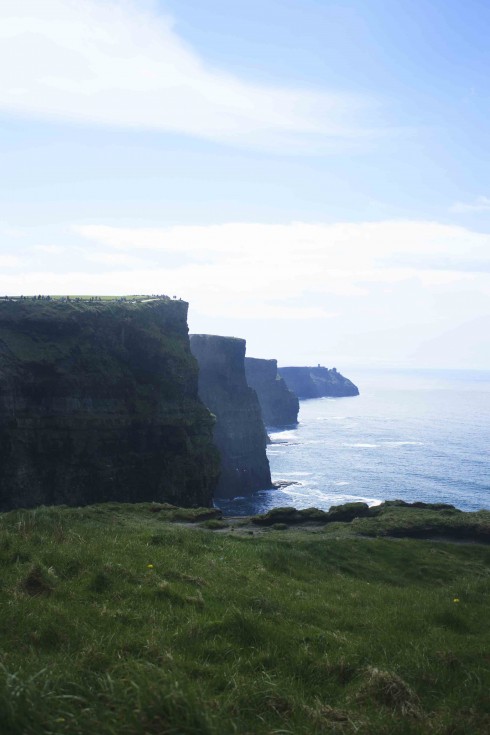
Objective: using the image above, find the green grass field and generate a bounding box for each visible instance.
[0,503,489,734]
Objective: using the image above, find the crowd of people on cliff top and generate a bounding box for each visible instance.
[1,294,176,302]
[1,295,117,302]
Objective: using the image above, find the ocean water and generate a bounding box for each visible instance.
[216,369,490,515]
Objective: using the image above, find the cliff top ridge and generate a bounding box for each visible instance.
[0,296,189,330]
[190,334,245,345]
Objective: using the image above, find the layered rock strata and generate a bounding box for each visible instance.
[0,299,220,511]
[244,357,299,426]
[190,335,271,499]
[278,366,359,399]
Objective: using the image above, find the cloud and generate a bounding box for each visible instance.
[83,252,149,268]
[451,196,490,213]
[0,264,340,319]
[59,219,487,318]
[31,245,66,254]
[0,0,378,152]
[2,219,489,353]
[76,219,490,269]
[0,225,27,239]
[0,255,23,268]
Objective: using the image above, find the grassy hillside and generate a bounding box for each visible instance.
[0,503,489,734]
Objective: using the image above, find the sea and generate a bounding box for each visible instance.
[215,369,490,516]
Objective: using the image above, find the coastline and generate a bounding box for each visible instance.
[263,370,490,515]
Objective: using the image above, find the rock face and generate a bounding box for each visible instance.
[278,366,359,399]
[190,335,271,499]
[244,357,299,426]
[0,299,220,511]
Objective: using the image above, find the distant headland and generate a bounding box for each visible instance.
[278,365,359,399]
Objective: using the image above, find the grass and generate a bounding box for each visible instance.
[0,502,489,734]
[251,501,490,542]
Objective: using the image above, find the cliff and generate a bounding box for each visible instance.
[190,335,271,499]
[278,365,359,399]
[244,357,299,426]
[0,298,220,511]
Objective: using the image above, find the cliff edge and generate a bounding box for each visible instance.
[244,357,299,426]
[0,298,219,511]
[278,365,359,399]
[190,335,271,499]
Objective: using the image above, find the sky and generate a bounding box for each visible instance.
[1,0,489,369]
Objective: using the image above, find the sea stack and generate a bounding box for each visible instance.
[278,365,359,399]
[190,334,272,499]
[0,298,220,511]
[244,357,299,426]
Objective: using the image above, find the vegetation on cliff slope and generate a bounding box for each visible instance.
[251,500,490,542]
[0,298,219,510]
[0,503,489,734]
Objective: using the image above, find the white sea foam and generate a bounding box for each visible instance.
[343,442,379,448]
[381,441,424,446]
[281,488,382,508]
[270,430,298,441]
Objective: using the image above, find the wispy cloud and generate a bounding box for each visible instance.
[451,196,490,213]
[0,0,380,152]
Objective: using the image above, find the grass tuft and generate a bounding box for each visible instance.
[20,564,55,596]
[88,570,113,593]
[356,667,423,718]
[200,519,228,530]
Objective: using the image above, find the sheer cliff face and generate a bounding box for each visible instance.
[189,335,271,499]
[244,357,299,427]
[278,366,359,399]
[0,299,219,511]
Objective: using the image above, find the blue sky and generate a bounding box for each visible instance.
[1,0,489,368]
